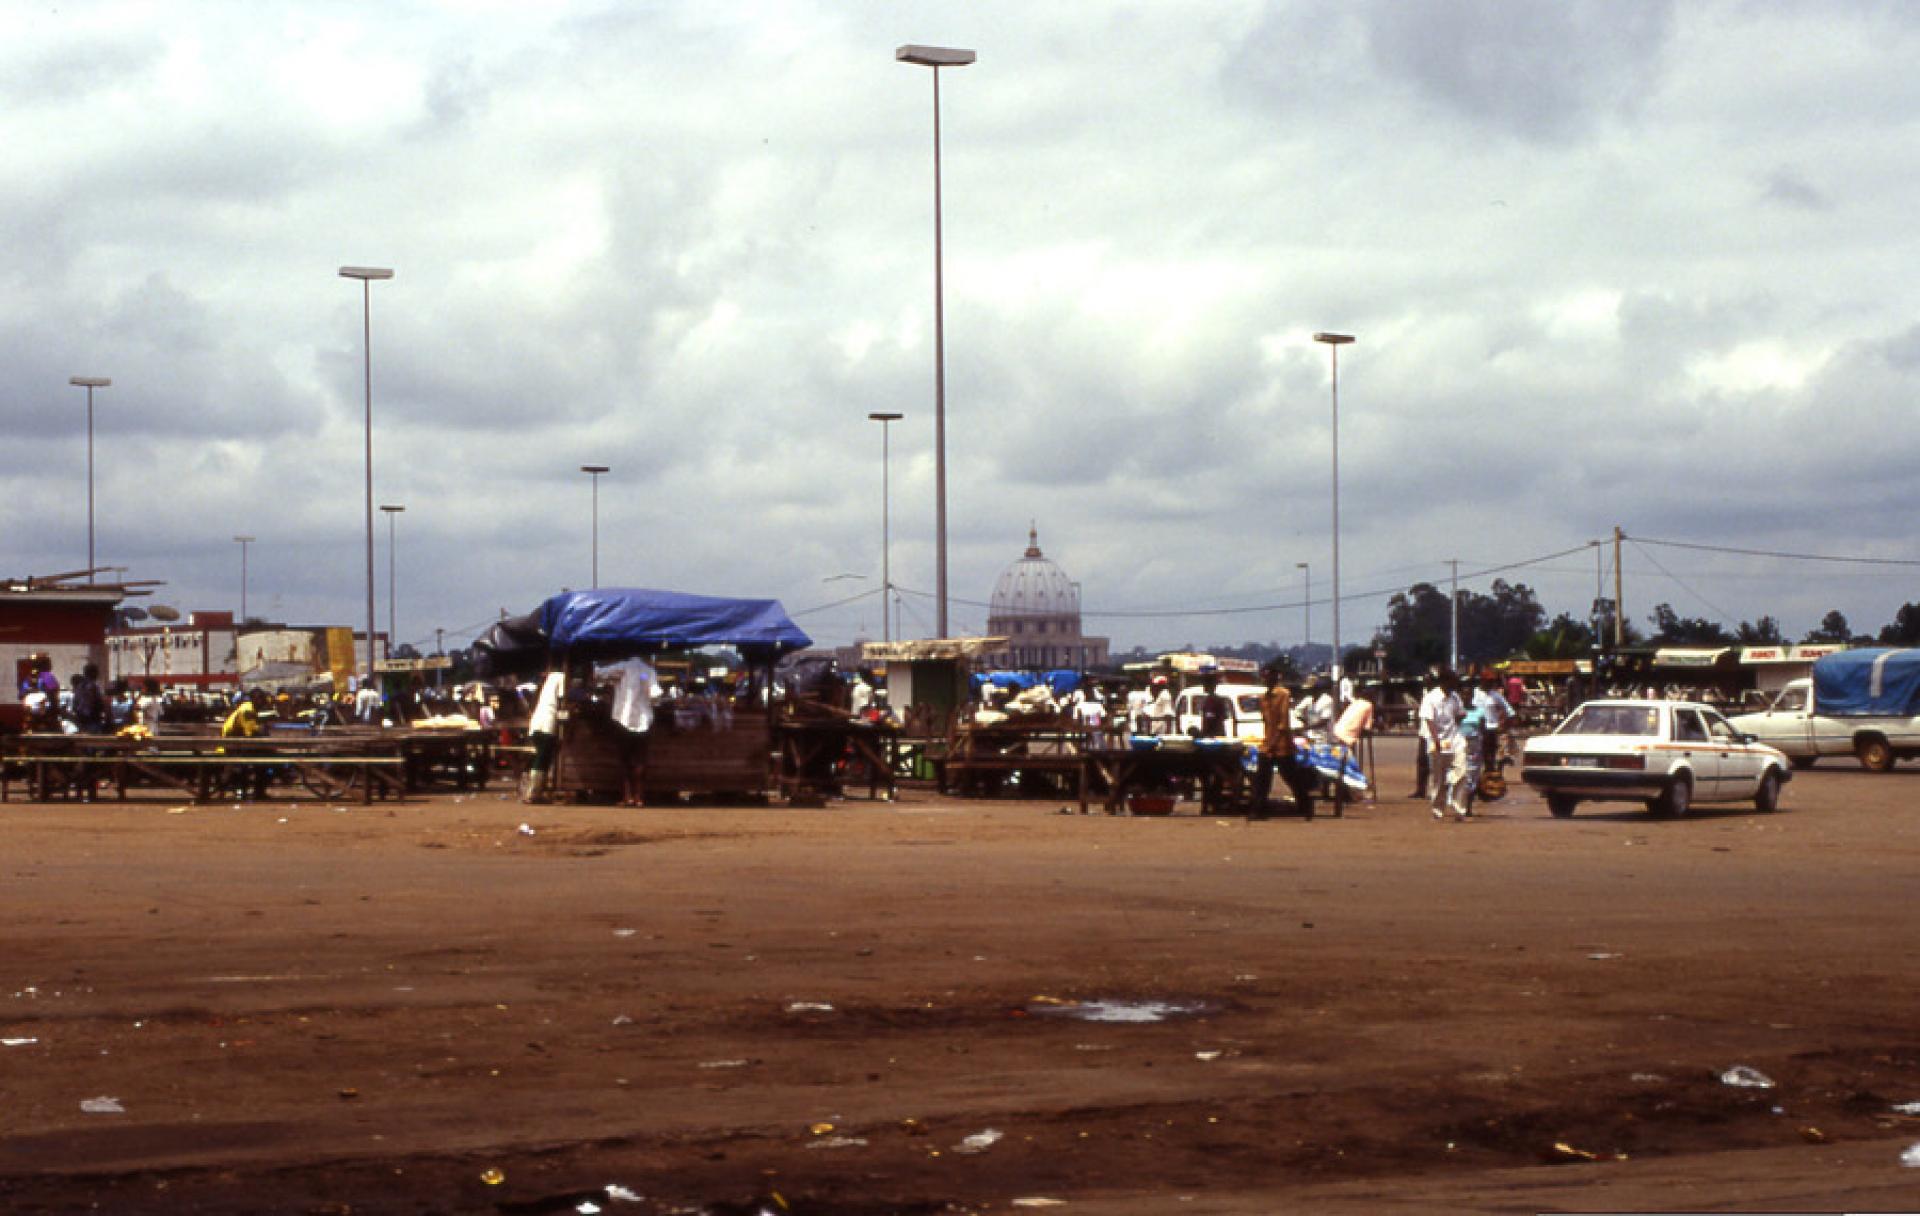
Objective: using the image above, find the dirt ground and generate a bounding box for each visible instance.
[3,736,1920,1215]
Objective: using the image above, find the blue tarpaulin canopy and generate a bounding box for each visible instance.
[530,587,811,661]
[1812,648,1920,717]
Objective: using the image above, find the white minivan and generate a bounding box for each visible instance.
[1173,683,1267,741]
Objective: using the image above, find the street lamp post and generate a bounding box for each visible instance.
[381,505,405,659]
[339,266,394,687]
[1296,561,1310,662]
[234,535,255,624]
[897,43,974,640]
[867,412,903,642]
[1313,332,1354,708]
[69,377,110,581]
[581,465,609,588]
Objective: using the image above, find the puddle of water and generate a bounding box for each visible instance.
[1030,998,1211,1023]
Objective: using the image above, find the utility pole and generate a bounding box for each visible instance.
[1613,526,1626,650]
[1448,558,1460,671]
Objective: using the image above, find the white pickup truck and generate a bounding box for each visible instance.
[1729,649,1920,772]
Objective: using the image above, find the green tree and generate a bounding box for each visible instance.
[1372,579,1546,673]
[1736,616,1784,645]
[1525,612,1595,659]
[1648,603,1732,646]
[1879,602,1920,646]
[1802,610,1851,644]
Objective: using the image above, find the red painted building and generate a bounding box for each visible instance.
[1,578,125,732]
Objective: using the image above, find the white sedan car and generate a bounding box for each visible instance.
[1521,699,1792,818]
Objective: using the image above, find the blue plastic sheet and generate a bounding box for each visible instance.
[1812,648,1920,717]
[534,587,811,660]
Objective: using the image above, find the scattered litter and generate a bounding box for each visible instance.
[604,1185,644,1203]
[808,1122,836,1136]
[576,1203,602,1214]
[1012,1200,1067,1209]
[955,1128,1003,1154]
[1892,1101,1920,1115]
[1800,1126,1828,1144]
[517,823,536,837]
[1028,995,1078,1007]
[80,1097,124,1114]
[1587,952,1621,961]
[786,1002,834,1013]
[1720,1065,1776,1089]
[611,1015,633,1026]
[1194,1050,1224,1062]
[1072,1044,1113,1052]
[900,1117,929,1136]
[698,1058,751,1070]
[480,1167,505,1186]
[1902,1143,1920,1168]
[612,928,638,937]
[1551,1141,1600,1161]
[2,1038,37,1047]
[1033,998,1208,1023]
[805,1136,868,1151]
[338,1088,359,1100]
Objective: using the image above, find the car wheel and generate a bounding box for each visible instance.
[1856,737,1894,773]
[1546,793,1577,818]
[1789,755,1815,771]
[1654,775,1692,818]
[1754,770,1781,813]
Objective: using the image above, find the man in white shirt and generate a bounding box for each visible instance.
[1425,671,1465,820]
[1412,674,1442,799]
[1147,677,1175,736]
[606,658,662,807]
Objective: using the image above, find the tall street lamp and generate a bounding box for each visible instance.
[867,412,903,642]
[340,266,394,687]
[234,535,255,624]
[1296,561,1310,661]
[581,465,609,588]
[897,43,974,640]
[1313,332,1354,706]
[69,376,110,581]
[381,505,405,658]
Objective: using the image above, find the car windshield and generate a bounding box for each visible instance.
[1557,704,1660,738]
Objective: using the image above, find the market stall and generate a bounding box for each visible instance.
[480,587,811,806]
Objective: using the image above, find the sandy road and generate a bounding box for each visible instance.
[2,737,1918,1214]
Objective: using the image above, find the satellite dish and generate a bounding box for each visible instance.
[148,605,182,623]
[120,606,150,623]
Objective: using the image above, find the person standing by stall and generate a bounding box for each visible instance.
[1249,665,1305,819]
[607,657,661,807]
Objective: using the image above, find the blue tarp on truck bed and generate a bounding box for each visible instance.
[1812,648,1920,717]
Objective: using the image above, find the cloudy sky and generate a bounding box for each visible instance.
[8,0,1920,657]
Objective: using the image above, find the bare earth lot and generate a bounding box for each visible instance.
[3,737,1919,1215]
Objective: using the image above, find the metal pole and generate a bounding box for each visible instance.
[85,385,95,581]
[1613,525,1625,650]
[361,279,377,687]
[382,506,403,655]
[1313,333,1354,708]
[931,65,949,640]
[235,535,254,623]
[1449,558,1460,671]
[1297,561,1310,661]
[581,466,609,588]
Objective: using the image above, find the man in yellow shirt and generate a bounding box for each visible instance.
[1249,666,1311,820]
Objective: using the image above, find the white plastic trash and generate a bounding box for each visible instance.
[1719,1065,1775,1089]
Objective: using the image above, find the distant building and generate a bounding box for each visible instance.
[108,610,238,692]
[979,527,1109,671]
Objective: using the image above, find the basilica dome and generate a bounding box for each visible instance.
[989,527,1079,618]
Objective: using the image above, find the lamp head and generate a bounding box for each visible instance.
[70,376,111,388]
[897,45,976,67]
[339,267,395,281]
[1313,332,1355,346]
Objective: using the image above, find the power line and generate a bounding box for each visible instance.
[1631,534,1920,568]
[1629,539,1739,625]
